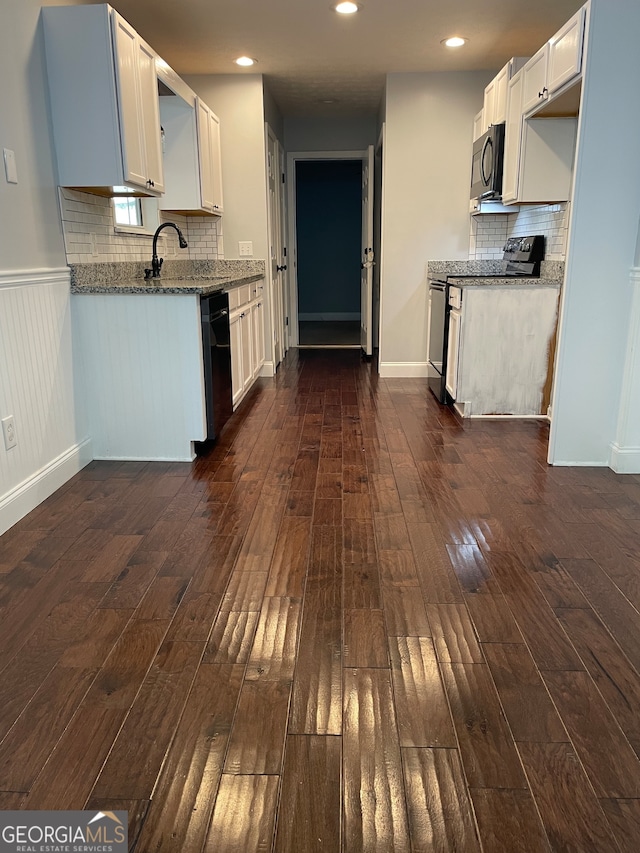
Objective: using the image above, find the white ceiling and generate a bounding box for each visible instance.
[100,0,586,117]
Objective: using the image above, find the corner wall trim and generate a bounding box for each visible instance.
[609,442,640,474]
[379,362,429,378]
[260,361,276,378]
[0,438,93,536]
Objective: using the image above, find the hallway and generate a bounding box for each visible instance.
[1,349,640,851]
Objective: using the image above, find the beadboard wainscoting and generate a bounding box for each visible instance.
[610,267,640,473]
[0,268,92,535]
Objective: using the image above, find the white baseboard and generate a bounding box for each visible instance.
[609,442,640,474]
[0,438,93,536]
[379,362,429,378]
[298,312,360,321]
[261,361,275,377]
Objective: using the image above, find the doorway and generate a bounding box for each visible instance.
[295,159,361,348]
[287,149,374,351]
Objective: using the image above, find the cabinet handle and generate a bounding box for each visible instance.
[276,264,287,272]
[538,87,548,98]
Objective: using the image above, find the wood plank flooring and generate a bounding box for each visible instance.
[2,348,640,851]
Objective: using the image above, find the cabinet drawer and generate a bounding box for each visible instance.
[228,284,251,311]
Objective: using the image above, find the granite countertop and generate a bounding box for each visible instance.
[427,259,564,287]
[68,259,266,295]
[70,273,263,295]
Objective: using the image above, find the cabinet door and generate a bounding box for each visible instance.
[196,100,214,212]
[522,44,549,115]
[209,110,224,215]
[472,110,484,142]
[502,69,524,204]
[112,12,163,194]
[445,310,462,400]
[137,37,164,193]
[240,311,254,393]
[493,64,509,124]
[483,78,496,131]
[251,300,265,379]
[230,311,243,407]
[548,8,586,95]
[112,13,147,190]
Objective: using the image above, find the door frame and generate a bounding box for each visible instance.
[286,149,367,348]
[265,123,287,370]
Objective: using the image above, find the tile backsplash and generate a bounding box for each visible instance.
[58,188,223,264]
[470,202,570,261]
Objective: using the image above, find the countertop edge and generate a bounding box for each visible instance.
[70,273,264,296]
[446,276,562,288]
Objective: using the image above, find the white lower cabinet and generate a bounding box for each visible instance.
[445,308,461,400]
[229,310,244,408]
[447,285,560,416]
[251,299,265,381]
[229,279,266,408]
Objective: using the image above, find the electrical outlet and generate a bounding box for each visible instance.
[238,241,253,256]
[2,416,17,450]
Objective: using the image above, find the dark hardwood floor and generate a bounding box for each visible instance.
[2,348,640,851]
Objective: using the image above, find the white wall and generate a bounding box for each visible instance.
[0,0,91,535]
[284,117,377,152]
[549,0,640,467]
[263,82,284,144]
[378,71,492,376]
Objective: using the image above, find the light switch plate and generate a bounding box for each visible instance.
[238,241,253,256]
[3,149,18,184]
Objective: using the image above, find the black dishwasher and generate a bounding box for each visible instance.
[200,291,233,442]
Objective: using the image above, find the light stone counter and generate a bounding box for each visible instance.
[69,259,265,294]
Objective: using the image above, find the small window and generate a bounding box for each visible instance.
[111,189,159,236]
[113,195,143,227]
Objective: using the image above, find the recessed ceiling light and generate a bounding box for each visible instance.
[235,56,257,67]
[441,36,467,48]
[334,2,359,14]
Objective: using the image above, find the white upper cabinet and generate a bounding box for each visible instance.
[472,110,484,142]
[503,66,577,206]
[522,45,550,115]
[112,13,164,194]
[547,7,587,95]
[196,100,224,215]
[521,6,586,117]
[502,69,524,204]
[42,4,164,195]
[482,58,529,132]
[158,76,224,217]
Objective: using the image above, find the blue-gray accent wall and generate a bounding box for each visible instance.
[296,160,362,316]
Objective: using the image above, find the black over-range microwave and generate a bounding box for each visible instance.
[470,123,505,200]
